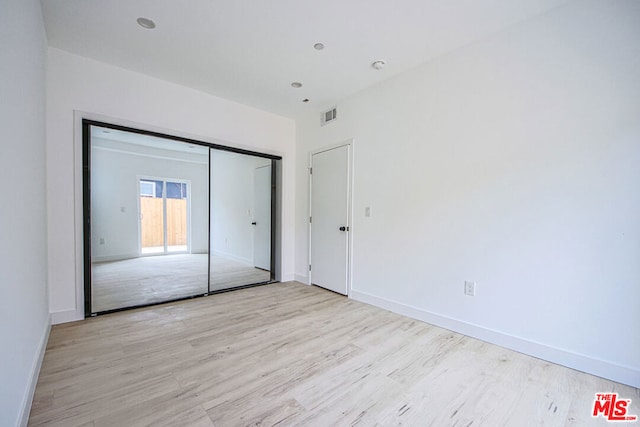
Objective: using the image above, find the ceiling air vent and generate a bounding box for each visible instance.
[321,107,337,126]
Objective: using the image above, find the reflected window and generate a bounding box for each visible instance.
[139,180,157,197]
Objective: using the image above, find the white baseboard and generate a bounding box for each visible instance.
[293,274,308,284]
[212,250,252,266]
[51,309,82,325]
[350,289,640,389]
[18,315,51,427]
[92,253,138,263]
[278,273,295,282]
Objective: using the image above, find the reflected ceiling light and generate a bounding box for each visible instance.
[136,17,156,29]
[372,60,386,70]
[314,43,325,50]
[291,82,303,88]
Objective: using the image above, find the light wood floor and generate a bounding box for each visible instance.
[30,282,638,426]
[91,254,270,312]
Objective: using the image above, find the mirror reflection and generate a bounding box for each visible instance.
[89,127,210,312]
[209,150,272,291]
[88,124,275,314]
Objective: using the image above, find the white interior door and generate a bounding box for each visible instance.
[253,165,271,270]
[310,144,350,295]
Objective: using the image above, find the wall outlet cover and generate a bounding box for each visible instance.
[465,280,476,296]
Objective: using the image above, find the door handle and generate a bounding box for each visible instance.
[252,222,257,225]
[339,226,347,231]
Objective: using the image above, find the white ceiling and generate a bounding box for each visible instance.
[42,0,570,118]
[91,126,208,155]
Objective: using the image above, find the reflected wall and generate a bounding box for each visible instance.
[209,150,272,291]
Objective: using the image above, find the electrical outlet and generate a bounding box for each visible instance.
[99,237,105,245]
[464,281,476,296]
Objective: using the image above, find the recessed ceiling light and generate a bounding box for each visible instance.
[302,99,310,103]
[137,17,156,29]
[372,60,386,70]
[314,43,325,50]
[291,82,303,88]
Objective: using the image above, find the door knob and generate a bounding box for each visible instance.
[251,222,257,225]
[339,226,346,231]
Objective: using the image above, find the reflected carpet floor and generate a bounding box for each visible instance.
[91,254,270,312]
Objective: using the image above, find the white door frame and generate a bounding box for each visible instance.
[308,139,354,296]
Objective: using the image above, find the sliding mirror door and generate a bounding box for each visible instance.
[209,150,273,291]
[84,120,279,315]
[88,125,209,313]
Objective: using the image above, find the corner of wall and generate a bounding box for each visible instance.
[51,309,83,325]
[293,274,308,284]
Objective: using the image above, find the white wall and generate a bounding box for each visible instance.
[0,0,50,425]
[210,150,271,264]
[295,0,640,387]
[47,48,296,323]
[91,139,209,261]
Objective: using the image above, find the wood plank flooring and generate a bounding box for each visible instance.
[30,282,639,426]
[91,254,270,312]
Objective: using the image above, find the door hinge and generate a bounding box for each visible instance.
[309,216,312,223]
[309,167,312,175]
[309,264,312,271]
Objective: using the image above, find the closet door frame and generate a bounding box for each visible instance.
[82,118,280,317]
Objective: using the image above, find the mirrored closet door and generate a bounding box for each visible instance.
[84,120,277,315]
